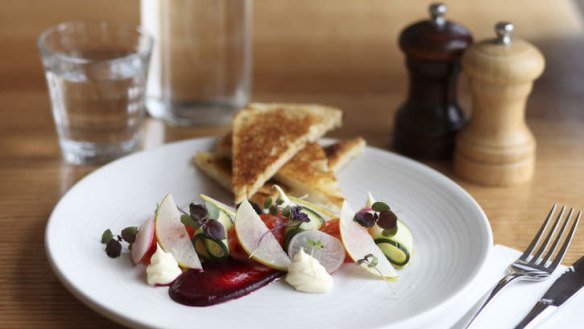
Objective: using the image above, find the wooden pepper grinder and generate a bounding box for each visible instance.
[394,3,472,159]
[454,22,545,186]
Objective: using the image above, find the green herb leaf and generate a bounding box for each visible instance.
[205,201,220,220]
[121,226,138,243]
[263,197,273,209]
[181,214,199,229]
[371,201,390,212]
[282,206,291,218]
[269,205,278,215]
[101,229,114,244]
[276,198,285,205]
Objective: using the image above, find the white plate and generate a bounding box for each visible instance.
[46,138,492,329]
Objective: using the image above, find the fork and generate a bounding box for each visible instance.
[462,204,581,329]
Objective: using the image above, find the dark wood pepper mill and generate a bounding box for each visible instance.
[394,3,473,159]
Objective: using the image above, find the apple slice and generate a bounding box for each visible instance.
[339,201,398,279]
[132,217,155,264]
[155,193,202,269]
[234,199,291,271]
[287,230,345,273]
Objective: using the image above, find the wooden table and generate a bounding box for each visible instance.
[1,0,583,328]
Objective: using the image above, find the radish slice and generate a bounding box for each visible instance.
[132,217,155,264]
[155,193,202,269]
[234,199,291,270]
[339,201,398,279]
[287,230,345,273]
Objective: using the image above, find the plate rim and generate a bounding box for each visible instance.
[45,137,493,329]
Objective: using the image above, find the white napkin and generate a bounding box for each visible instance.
[415,245,584,329]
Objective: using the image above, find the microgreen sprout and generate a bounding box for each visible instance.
[101,226,139,258]
[306,239,325,257]
[357,254,379,268]
[307,239,325,249]
[356,254,397,296]
[181,203,226,240]
[353,201,398,235]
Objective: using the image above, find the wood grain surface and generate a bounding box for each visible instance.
[1,0,583,328]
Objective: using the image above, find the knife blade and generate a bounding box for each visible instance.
[514,256,584,329]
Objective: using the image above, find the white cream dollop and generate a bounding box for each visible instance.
[146,243,182,286]
[285,248,333,293]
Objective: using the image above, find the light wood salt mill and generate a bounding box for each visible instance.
[454,22,545,186]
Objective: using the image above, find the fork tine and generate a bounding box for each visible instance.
[539,208,573,265]
[520,204,558,261]
[549,210,581,271]
[531,207,568,262]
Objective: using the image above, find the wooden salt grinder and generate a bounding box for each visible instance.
[394,3,472,159]
[454,22,545,186]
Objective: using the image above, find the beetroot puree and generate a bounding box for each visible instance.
[169,258,283,306]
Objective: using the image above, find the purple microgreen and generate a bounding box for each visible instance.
[290,206,310,223]
[263,197,273,209]
[180,214,200,229]
[377,210,398,231]
[101,229,114,244]
[204,219,226,240]
[371,201,390,213]
[189,203,208,222]
[354,211,377,227]
[105,239,122,258]
[121,226,138,244]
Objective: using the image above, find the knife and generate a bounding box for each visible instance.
[514,256,584,329]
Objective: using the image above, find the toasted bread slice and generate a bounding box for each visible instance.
[215,133,346,209]
[193,152,275,204]
[232,103,342,203]
[324,137,366,172]
[274,142,345,209]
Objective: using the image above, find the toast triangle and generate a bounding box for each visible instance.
[232,103,342,203]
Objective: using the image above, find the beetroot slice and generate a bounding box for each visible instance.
[169,258,283,306]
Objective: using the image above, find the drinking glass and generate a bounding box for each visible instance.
[38,22,153,165]
[141,0,252,126]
